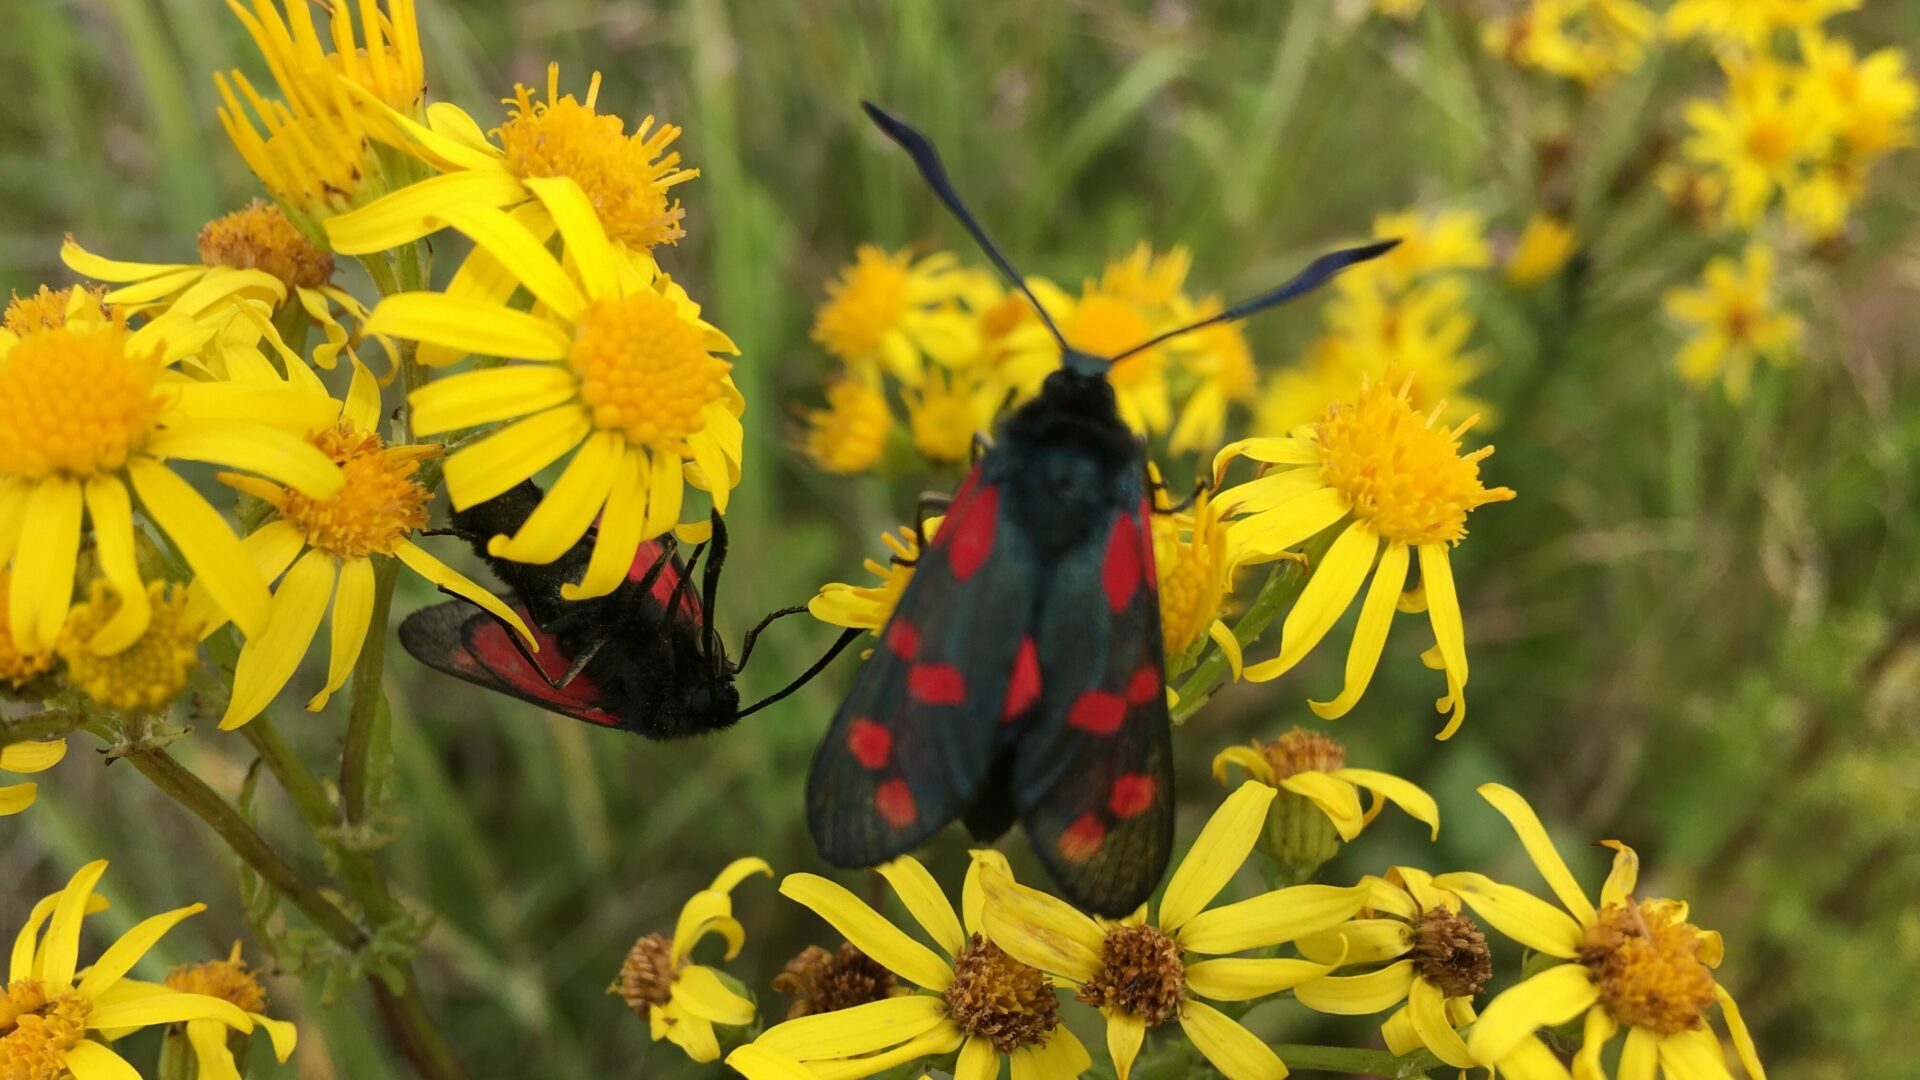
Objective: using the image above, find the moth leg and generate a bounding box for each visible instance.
[736,628,862,719]
[896,491,954,567]
[554,635,607,689]
[697,511,729,671]
[735,604,812,671]
[1155,477,1210,515]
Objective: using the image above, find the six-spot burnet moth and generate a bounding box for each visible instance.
[805,102,1399,916]
[401,480,859,739]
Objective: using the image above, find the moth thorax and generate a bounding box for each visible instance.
[941,933,1061,1053]
[1076,923,1184,1027]
[1410,907,1492,999]
[772,942,896,1019]
[613,933,681,1013]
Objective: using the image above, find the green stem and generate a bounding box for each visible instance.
[1272,1043,1442,1078]
[1171,554,1314,723]
[338,554,399,826]
[372,978,470,1080]
[0,708,90,749]
[241,713,336,831]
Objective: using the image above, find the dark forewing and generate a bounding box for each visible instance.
[398,600,625,728]
[807,470,1040,867]
[1014,493,1174,917]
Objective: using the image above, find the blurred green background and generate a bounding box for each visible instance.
[4,1,1918,1077]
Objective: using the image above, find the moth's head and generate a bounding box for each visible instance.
[1060,347,1110,379]
[683,679,740,724]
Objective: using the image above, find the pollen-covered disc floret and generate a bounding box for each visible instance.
[3,286,104,336]
[0,574,54,689]
[1313,376,1515,547]
[614,933,683,1014]
[0,981,91,1080]
[1260,727,1348,779]
[166,946,269,1015]
[772,942,897,1020]
[1077,923,1185,1027]
[942,933,1062,1054]
[803,379,892,474]
[57,580,201,710]
[813,247,912,360]
[1579,899,1718,1036]
[0,319,161,479]
[570,294,731,453]
[280,425,430,558]
[1410,906,1492,999]
[495,70,696,250]
[198,199,336,292]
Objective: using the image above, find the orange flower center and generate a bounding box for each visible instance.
[570,293,730,452]
[0,981,90,1079]
[0,320,161,479]
[1580,900,1717,1036]
[281,426,430,558]
[198,200,336,293]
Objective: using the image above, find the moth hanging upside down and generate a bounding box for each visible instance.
[806,103,1398,916]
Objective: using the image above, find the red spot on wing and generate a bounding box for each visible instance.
[875,779,918,828]
[1126,666,1161,706]
[1003,636,1041,722]
[886,620,920,660]
[942,484,999,582]
[846,719,891,769]
[1138,500,1158,589]
[1067,691,1126,735]
[1109,774,1157,819]
[1102,515,1142,611]
[908,664,966,705]
[1059,814,1107,863]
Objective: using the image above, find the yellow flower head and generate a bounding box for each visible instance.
[1289,867,1489,1070]
[1507,213,1580,286]
[1098,243,1192,315]
[974,783,1369,1080]
[902,364,990,466]
[1800,31,1919,163]
[1343,207,1491,299]
[3,286,107,337]
[809,520,938,637]
[1663,244,1803,400]
[1062,278,1171,436]
[1213,373,1514,735]
[812,247,973,383]
[1318,276,1493,426]
[1167,295,1258,456]
[1484,0,1656,84]
[1151,488,1238,667]
[57,578,202,712]
[1213,727,1440,843]
[0,295,343,656]
[1667,0,1857,49]
[165,943,299,1078]
[2,861,258,1080]
[1438,784,1764,1080]
[802,377,894,475]
[0,738,65,818]
[1682,56,1834,228]
[611,857,770,1064]
[727,853,1092,1080]
[365,199,744,598]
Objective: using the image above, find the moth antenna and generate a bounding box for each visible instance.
[1108,238,1402,364]
[862,101,1073,355]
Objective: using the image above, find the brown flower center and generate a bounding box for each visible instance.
[1411,907,1492,999]
[942,933,1061,1054]
[1076,923,1184,1027]
[613,933,681,1013]
[771,942,897,1020]
[1579,901,1717,1036]
[198,199,335,292]
[1260,726,1347,779]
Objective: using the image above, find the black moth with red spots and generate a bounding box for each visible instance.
[806,103,1398,916]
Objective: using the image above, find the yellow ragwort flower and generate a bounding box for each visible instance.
[1,861,258,1079]
[1213,727,1439,844]
[1507,213,1580,286]
[1293,868,1491,1071]
[205,360,530,728]
[218,0,425,231]
[1318,277,1494,426]
[902,363,992,466]
[0,293,342,656]
[1662,244,1802,400]
[809,520,939,638]
[971,274,1072,410]
[1151,488,1240,669]
[57,578,202,712]
[610,857,770,1063]
[727,853,1093,1080]
[4,287,107,337]
[0,739,65,817]
[1349,208,1492,295]
[1213,373,1514,737]
[1059,274,1174,436]
[1666,0,1857,49]
[165,943,298,1076]
[1682,57,1833,228]
[977,782,1369,1080]
[811,246,976,385]
[1483,0,1657,84]
[1439,784,1765,1080]
[802,377,894,475]
[364,194,744,596]
[1097,242,1192,314]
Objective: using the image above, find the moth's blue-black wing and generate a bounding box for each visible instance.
[806,468,1040,867]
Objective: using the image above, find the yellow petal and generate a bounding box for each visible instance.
[161,382,338,433]
[1210,745,1273,786]
[11,477,83,652]
[1184,951,1345,1001]
[1223,487,1348,568]
[1292,960,1416,1015]
[662,1005,720,1061]
[185,520,304,638]
[1335,769,1440,840]
[1308,540,1408,719]
[523,175,618,301]
[13,872,107,984]
[415,203,557,367]
[1106,1009,1147,1080]
[408,362,581,435]
[687,427,735,514]
[1498,1034,1576,1080]
[186,1019,244,1080]
[0,740,65,773]
[251,1013,299,1061]
[1242,522,1376,683]
[76,902,207,997]
[962,850,1012,936]
[1176,882,1370,955]
[323,170,525,254]
[344,356,382,434]
[641,444,685,539]
[1473,783,1596,926]
[956,1035,998,1080]
[86,991,254,1033]
[880,856,967,960]
[1406,975,1474,1068]
[222,550,335,729]
[81,476,152,654]
[486,431,621,564]
[1572,1002,1618,1080]
[442,406,591,510]
[672,964,755,1025]
[392,541,535,648]
[1658,1027,1737,1080]
[1617,1024,1658,1080]
[146,423,343,500]
[128,460,268,636]
[559,445,647,602]
[1295,918,1411,965]
[59,237,192,282]
[1598,839,1640,909]
[976,861,1106,984]
[1160,781,1276,934]
[1381,1004,1421,1058]
[1715,983,1766,1080]
[362,292,571,361]
[1179,999,1288,1080]
[1467,965,1600,1065]
[307,555,374,711]
[1213,469,1326,516]
[42,859,108,986]
[58,1040,142,1080]
[671,889,742,962]
[1277,772,1364,841]
[1213,436,1321,480]
[725,1045,816,1080]
[1429,873,1584,958]
[1418,544,1469,738]
[754,994,948,1058]
[1206,619,1244,681]
[807,1021,966,1080]
[709,856,774,896]
[436,202,586,321]
[780,874,955,991]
